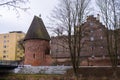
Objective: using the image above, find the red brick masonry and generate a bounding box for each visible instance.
[24,39,52,66]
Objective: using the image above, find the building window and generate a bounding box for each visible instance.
[3,50,6,53]
[100,36,103,39]
[3,45,7,48]
[90,30,93,33]
[99,29,102,31]
[118,56,120,59]
[90,22,93,26]
[3,55,6,58]
[17,50,20,53]
[4,40,6,43]
[91,55,95,59]
[90,37,94,41]
[4,35,6,38]
[100,46,103,48]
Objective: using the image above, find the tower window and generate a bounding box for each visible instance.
[118,56,120,59]
[100,46,103,48]
[33,53,35,59]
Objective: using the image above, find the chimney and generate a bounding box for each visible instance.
[96,14,100,21]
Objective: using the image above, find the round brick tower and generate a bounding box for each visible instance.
[24,16,52,66]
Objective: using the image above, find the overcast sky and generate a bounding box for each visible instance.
[0,0,58,34]
[0,0,96,35]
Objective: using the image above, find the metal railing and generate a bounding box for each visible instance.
[0,60,20,66]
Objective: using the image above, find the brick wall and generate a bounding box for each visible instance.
[24,39,52,66]
[50,15,120,66]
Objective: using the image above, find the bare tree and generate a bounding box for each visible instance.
[96,0,120,79]
[0,0,29,16]
[15,38,25,61]
[51,0,91,79]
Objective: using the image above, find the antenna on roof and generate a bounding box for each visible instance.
[39,14,41,18]
[96,14,100,21]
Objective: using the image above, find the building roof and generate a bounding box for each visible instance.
[9,31,24,33]
[24,16,50,41]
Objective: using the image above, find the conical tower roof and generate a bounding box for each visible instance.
[24,16,50,41]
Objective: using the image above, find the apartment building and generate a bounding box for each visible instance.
[0,31,25,60]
